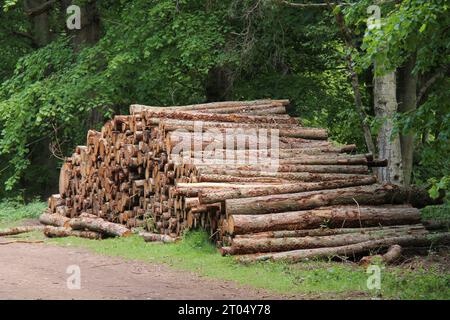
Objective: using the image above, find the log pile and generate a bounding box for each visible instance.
[43,99,448,261]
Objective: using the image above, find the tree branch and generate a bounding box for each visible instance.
[25,0,59,17]
[274,0,348,8]
[417,65,449,104]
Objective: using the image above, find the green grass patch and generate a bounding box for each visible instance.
[0,199,46,228]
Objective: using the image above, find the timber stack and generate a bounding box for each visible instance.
[42,99,449,262]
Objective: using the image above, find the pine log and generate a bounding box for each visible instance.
[140,232,178,243]
[195,164,369,174]
[69,217,132,237]
[234,224,426,239]
[130,99,290,113]
[199,177,377,204]
[39,212,70,227]
[227,205,421,235]
[222,226,426,255]
[198,171,371,183]
[43,226,102,239]
[235,232,450,263]
[225,184,436,216]
[359,244,402,266]
[143,110,298,125]
[0,225,45,236]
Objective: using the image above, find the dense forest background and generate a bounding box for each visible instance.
[0,0,448,201]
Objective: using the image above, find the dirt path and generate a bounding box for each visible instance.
[0,242,289,300]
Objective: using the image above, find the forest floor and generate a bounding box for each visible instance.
[0,201,449,300]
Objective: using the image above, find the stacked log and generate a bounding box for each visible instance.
[44,99,447,260]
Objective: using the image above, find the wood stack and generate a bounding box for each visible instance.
[44,99,448,261]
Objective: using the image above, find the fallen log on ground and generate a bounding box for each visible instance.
[43,226,102,239]
[359,245,403,266]
[140,232,178,243]
[69,217,132,237]
[233,224,426,239]
[0,225,45,236]
[222,226,426,255]
[39,212,70,227]
[235,233,450,263]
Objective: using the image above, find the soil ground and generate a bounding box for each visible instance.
[0,241,290,300]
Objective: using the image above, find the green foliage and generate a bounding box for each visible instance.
[345,0,450,192]
[0,198,46,222]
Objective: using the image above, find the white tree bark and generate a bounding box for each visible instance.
[374,67,404,185]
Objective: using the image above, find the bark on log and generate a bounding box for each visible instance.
[234,224,425,239]
[43,226,102,239]
[130,99,290,113]
[359,244,402,266]
[69,217,132,237]
[143,110,298,125]
[222,227,425,255]
[140,232,178,243]
[235,232,450,263]
[195,164,369,174]
[199,171,371,182]
[0,225,45,236]
[225,184,437,216]
[199,177,377,204]
[227,205,421,235]
[39,212,70,227]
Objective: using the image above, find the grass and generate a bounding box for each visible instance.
[0,199,46,228]
[1,200,449,300]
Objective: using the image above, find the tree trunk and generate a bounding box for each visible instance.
[397,56,417,186]
[227,205,421,235]
[374,66,404,185]
[24,0,52,47]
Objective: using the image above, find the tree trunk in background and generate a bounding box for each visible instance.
[206,67,233,102]
[24,0,52,46]
[374,66,404,185]
[398,56,417,187]
[61,0,102,127]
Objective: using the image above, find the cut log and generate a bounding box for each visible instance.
[0,225,45,236]
[140,232,178,243]
[234,224,426,239]
[69,217,132,237]
[222,226,425,255]
[43,226,102,239]
[227,205,421,235]
[359,244,402,266]
[225,184,437,216]
[235,232,450,263]
[130,99,290,113]
[39,212,70,228]
[199,177,377,204]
